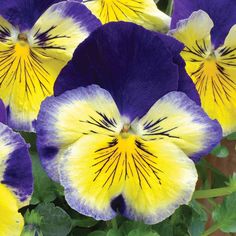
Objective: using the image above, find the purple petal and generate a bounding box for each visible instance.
[0,100,6,124]
[0,0,63,30]
[171,0,236,47]
[55,22,197,121]
[0,123,33,204]
[157,33,200,104]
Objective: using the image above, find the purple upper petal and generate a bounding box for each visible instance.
[54,22,199,120]
[0,100,6,124]
[171,0,236,47]
[0,0,64,30]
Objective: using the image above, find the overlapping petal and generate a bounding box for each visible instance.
[170,10,236,135]
[135,91,221,161]
[37,85,122,181]
[0,1,101,131]
[81,0,170,32]
[54,22,200,120]
[171,0,236,48]
[0,0,63,31]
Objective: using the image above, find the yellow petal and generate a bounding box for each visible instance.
[60,134,197,224]
[170,10,236,135]
[0,2,99,131]
[83,0,170,32]
[0,184,24,236]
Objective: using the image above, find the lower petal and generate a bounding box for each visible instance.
[0,183,24,236]
[37,85,122,182]
[59,134,197,224]
[122,139,197,224]
[136,91,222,162]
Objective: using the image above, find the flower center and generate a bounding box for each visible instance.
[203,51,218,76]
[120,117,132,139]
[17,33,28,42]
[14,33,30,57]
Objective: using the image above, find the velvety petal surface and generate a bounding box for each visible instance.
[54,22,198,120]
[171,0,236,48]
[0,1,100,131]
[0,0,64,31]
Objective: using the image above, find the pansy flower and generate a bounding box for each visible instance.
[81,0,170,32]
[36,23,222,224]
[0,100,33,235]
[0,0,100,132]
[170,0,236,136]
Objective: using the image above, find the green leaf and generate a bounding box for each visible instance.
[119,221,159,236]
[107,229,122,236]
[227,132,236,141]
[211,145,229,158]
[152,218,173,235]
[197,159,228,188]
[72,215,98,228]
[20,132,37,152]
[30,152,64,204]
[21,225,43,236]
[35,203,72,236]
[212,192,236,232]
[189,201,208,236]
[158,0,172,14]
[24,210,42,226]
[189,200,207,222]
[88,231,107,236]
[227,173,236,188]
[119,221,147,235]
[196,160,210,188]
[128,229,159,236]
[170,205,192,236]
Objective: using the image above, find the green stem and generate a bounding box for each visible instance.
[193,186,236,199]
[202,223,221,236]
[111,217,118,230]
[166,0,173,16]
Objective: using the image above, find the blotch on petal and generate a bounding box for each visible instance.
[111,194,126,215]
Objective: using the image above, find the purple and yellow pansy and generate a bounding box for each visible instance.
[36,23,222,224]
[170,0,236,136]
[0,0,100,132]
[0,101,33,235]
